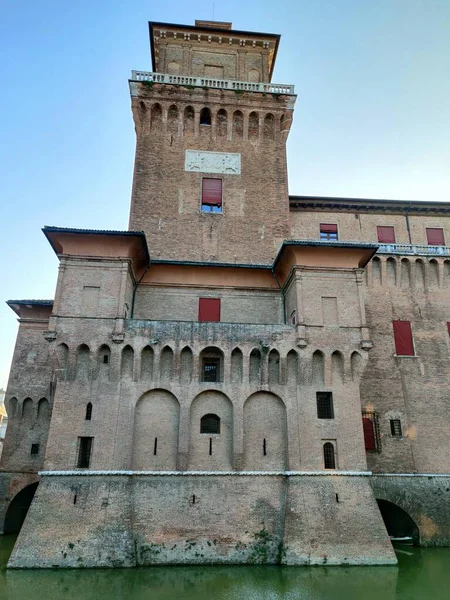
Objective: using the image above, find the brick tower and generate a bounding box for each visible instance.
[128,20,296,264]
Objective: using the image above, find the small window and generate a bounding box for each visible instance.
[85,402,92,421]
[200,107,211,125]
[202,358,220,382]
[320,224,338,240]
[316,392,334,419]
[390,419,402,438]
[30,443,40,456]
[77,437,93,468]
[323,442,336,469]
[200,414,220,434]
[362,417,376,450]
[290,310,297,325]
[103,355,109,364]
[392,321,415,356]
[377,226,396,243]
[199,298,221,322]
[201,178,222,213]
[426,228,445,245]
[447,322,450,336]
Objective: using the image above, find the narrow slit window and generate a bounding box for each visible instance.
[153,437,158,455]
[316,392,334,419]
[320,224,338,240]
[390,419,403,438]
[263,438,267,456]
[201,178,222,213]
[85,402,92,421]
[323,442,336,469]
[200,413,220,434]
[77,436,93,468]
[30,443,40,456]
[103,355,109,364]
[209,438,213,455]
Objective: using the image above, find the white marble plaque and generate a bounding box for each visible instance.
[185,150,241,175]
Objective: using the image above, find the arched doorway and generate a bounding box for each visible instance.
[377,499,420,545]
[4,482,39,534]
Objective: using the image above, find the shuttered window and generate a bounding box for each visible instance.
[320,224,338,240]
[202,178,222,211]
[377,226,396,243]
[363,417,376,450]
[392,321,415,356]
[426,228,445,245]
[198,298,221,322]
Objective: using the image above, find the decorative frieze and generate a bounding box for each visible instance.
[185,150,241,175]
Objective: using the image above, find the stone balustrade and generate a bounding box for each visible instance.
[377,243,450,257]
[130,71,295,95]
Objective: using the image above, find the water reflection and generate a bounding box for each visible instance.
[1,536,450,600]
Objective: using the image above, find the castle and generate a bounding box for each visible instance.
[2,19,450,568]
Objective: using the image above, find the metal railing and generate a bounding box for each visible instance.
[130,71,295,95]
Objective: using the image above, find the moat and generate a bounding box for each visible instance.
[1,536,449,599]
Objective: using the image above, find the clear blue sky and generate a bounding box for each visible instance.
[1,0,449,386]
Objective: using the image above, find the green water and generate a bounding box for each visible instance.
[1,536,449,599]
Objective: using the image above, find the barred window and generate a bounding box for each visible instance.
[202,359,220,382]
[316,392,334,419]
[200,414,220,434]
[323,442,336,469]
[390,419,403,438]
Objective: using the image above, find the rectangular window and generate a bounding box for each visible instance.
[30,443,40,456]
[426,228,445,245]
[198,298,221,322]
[316,392,334,419]
[392,321,415,356]
[202,358,220,382]
[377,226,396,243]
[77,437,93,468]
[320,224,338,240]
[202,178,222,213]
[362,411,381,452]
[390,419,403,438]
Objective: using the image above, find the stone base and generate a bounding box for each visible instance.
[7,473,397,568]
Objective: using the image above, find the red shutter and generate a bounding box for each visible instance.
[363,418,376,451]
[202,178,222,206]
[392,321,414,356]
[320,223,338,233]
[377,226,396,243]
[199,298,221,322]
[426,228,445,245]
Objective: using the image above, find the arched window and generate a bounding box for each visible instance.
[85,402,93,421]
[200,413,220,434]
[200,107,211,125]
[323,442,336,469]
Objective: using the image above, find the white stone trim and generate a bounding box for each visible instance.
[38,470,372,477]
[373,473,450,477]
[185,150,241,175]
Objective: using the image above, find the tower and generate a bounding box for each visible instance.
[128,20,296,264]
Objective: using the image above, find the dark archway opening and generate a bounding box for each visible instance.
[377,499,420,545]
[4,482,39,534]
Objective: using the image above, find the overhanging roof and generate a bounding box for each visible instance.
[289,195,450,215]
